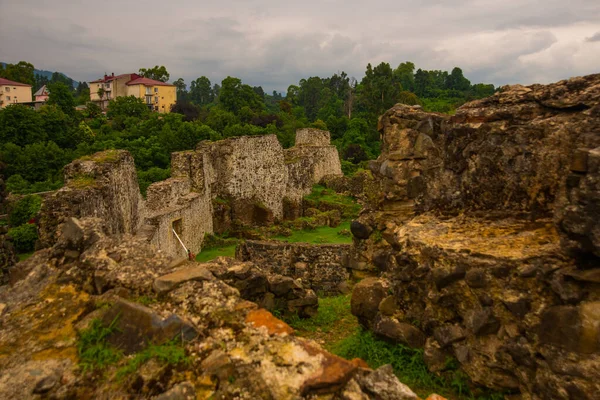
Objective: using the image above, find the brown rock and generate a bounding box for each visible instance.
[153,264,214,294]
[245,309,294,336]
[301,342,358,395]
[373,316,426,348]
[351,278,390,328]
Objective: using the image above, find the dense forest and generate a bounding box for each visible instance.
[0,60,495,198]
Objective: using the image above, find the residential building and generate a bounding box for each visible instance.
[33,85,50,102]
[0,78,32,109]
[89,73,176,113]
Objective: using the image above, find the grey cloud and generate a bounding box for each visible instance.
[0,0,599,92]
[586,32,600,42]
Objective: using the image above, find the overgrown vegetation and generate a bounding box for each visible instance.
[303,185,361,219]
[116,341,189,380]
[1,60,494,198]
[78,317,123,373]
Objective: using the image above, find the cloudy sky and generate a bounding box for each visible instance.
[1,0,599,92]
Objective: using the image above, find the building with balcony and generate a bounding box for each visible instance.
[0,78,32,109]
[89,73,176,113]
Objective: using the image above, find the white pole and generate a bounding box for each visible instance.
[172,228,188,255]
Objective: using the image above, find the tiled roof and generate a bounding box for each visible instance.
[126,77,174,87]
[90,73,139,84]
[0,78,32,87]
[33,85,49,96]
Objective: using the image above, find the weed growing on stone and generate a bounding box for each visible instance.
[116,341,189,380]
[78,317,123,373]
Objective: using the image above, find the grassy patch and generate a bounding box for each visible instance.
[195,245,237,263]
[304,185,361,219]
[116,341,189,380]
[283,294,359,352]
[17,252,34,261]
[78,317,123,373]
[80,149,121,163]
[331,329,506,400]
[273,221,352,244]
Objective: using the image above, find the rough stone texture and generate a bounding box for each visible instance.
[36,130,342,260]
[38,150,144,248]
[0,215,437,400]
[0,233,17,285]
[235,240,352,294]
[558,146,600,258]
[352,74,600,399]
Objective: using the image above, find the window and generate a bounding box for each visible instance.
[172,218,183,236]
[155,96,158,103]
[161,97,164,99]
[5,87,10,92]
[154,87,158,93]
[6,96,10,101]
[154,105,158,111]
[105,83,110,89]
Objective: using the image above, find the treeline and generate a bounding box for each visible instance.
[0,61,90,104]
[0,60,495,199]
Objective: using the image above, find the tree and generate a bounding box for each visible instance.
[138,65,170,82]
[173,78,188,101]
[394,62,416,92]
[0,61,35,86]
[0,105,45,146]
[189,76,213,105]
[107,96,150,119]
[47,82,76,116]
[219,77,264,114]
[171,100,201,121]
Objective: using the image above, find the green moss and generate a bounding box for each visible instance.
[303,185,361,219]
[69,174,97,189]
[79,149,121,163]
[213,197,230,205]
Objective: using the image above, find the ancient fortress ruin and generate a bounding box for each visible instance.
[349,74,600,398]
[39,128,342,259]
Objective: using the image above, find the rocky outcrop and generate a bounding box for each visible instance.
[236,240,352,295]
[351,74,600,399]
[38,150,144,248]
[0,216,439,399]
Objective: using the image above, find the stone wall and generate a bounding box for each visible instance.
[351,74,600,399]
[37,131,343,259]
[235,240,352,294]
[38,150,144,248]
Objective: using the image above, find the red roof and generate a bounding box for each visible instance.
[90,73,140,84]
[126,77,174,87]
[0,78,32,87]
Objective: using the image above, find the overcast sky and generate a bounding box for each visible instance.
[1,0,599,92]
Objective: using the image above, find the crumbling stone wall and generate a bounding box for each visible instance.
[38,150,144,248]
[144,177,212,258]
[236,240,352,294]
[285,129,343,204]
[37,130,343,260]
[351,74,600,399]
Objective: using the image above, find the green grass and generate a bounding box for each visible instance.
[304,185,361,219]
[284,294,353,334]
[273,221,352,244]
[195,244,237,263]
[331,329,506,400]
[17,252,34,261]
[78,317,123,373]
[116,341,189,380]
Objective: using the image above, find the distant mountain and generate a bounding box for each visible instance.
[0,62,78,88]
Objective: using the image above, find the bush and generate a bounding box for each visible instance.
[7,223,38,252]
[8,195,42,226]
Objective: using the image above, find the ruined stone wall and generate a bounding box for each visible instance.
[236,240,352,294]
[285,129,343,203]
[38,150,144,248]
[373,74,600,216]
[145,178,213,259]
[351,74,600,399]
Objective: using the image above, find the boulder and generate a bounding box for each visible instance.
[373,316,426,348]
[351,278,390,327]
[153,264,214,294]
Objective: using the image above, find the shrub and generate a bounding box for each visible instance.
[8,195,42,226]
[7,223,38,252]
